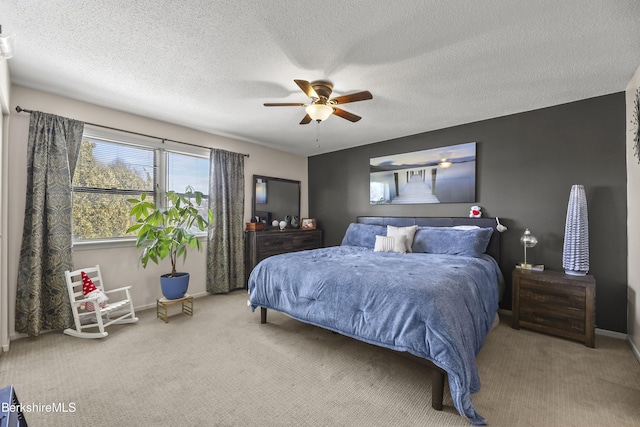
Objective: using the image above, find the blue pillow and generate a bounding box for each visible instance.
[341,223,387,249]
[412,226,494,257]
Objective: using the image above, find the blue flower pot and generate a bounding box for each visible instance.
[160,272,190,300]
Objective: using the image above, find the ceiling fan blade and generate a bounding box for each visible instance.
[263,103,306,107]
[333,108,361,122]
[299,114,312,125]
[330,91,372,105]
[294,79,318,99]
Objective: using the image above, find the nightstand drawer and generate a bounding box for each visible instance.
[519,304,585,334]
[519,280,585,311]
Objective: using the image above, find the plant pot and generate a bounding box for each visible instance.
[160,272,190,300]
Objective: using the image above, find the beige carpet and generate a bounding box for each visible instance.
[1,291,639,426]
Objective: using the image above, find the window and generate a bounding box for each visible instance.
[72,127,210,242]
[166,151,209,194]
[165,151,210,229]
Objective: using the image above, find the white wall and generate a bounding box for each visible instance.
[6,85,308,341]
[0,57,9,351]
[626,64,640,359]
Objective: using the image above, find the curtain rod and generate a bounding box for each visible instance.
[15,106,250,158]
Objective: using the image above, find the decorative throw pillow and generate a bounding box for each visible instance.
[341,223,387,249]
[412,226,494,257]
[386,225,418,253]
[374,235,407,253]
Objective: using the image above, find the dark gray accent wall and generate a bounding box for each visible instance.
[309,93,627,333]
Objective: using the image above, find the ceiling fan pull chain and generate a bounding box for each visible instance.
[315,120,320,149]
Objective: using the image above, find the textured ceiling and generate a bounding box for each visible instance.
[2,1,640,156]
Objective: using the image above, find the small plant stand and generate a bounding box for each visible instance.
[156,294,194,323]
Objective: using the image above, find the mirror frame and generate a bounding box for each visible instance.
[252,175,301,227]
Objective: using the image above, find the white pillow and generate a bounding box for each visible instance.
[451,225,480,230]
[387,225,418,253]
[374,235,407,254]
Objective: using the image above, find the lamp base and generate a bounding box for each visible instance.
[516,263,544,271]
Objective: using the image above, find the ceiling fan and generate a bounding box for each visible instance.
[264,79,373,124]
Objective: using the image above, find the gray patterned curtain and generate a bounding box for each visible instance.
[15,112,84,336]
[206,149,245,293]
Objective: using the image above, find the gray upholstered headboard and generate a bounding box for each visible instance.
[357,216,501,263]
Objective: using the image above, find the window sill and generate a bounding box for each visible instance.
[72,234,207,251]
[72,238,137,251]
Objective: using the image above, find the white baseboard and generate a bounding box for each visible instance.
[134,291,209,312]
[627,336,640,363]
[500,309,629,339]
[595,328,627,340]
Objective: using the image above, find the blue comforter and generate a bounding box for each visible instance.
[248,245,502,425]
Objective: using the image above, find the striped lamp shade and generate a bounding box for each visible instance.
[562,185,589,275]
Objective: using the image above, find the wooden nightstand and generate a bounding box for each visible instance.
[512,269,596,347]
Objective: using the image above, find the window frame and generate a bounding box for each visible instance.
[72,125,210,248]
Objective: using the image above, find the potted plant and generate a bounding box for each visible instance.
[126,186,213,300]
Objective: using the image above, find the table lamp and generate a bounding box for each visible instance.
[519,228,538,269]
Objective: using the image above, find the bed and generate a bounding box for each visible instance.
[248,216,504,425]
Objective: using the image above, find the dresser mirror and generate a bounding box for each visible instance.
[252,175,301,228]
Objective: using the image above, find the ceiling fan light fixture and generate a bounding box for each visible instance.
[305,103,334,122]
[265,79,371,124]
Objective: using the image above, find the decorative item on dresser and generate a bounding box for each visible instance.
[563,184,589,276]
[244,228,323,287]
[512,269,595,347]
[301,218,316,229]
[245,221,265,231]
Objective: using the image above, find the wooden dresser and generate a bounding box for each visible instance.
[245,229,323,287]
[512,269,596,347]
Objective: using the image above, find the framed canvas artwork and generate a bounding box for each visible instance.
[370,142,476,204]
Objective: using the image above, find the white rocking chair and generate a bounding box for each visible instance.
[63,265,138,339]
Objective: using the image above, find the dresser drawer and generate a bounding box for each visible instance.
[292,232,322,250]
[245,229,323,288]
[257,235,293,253]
